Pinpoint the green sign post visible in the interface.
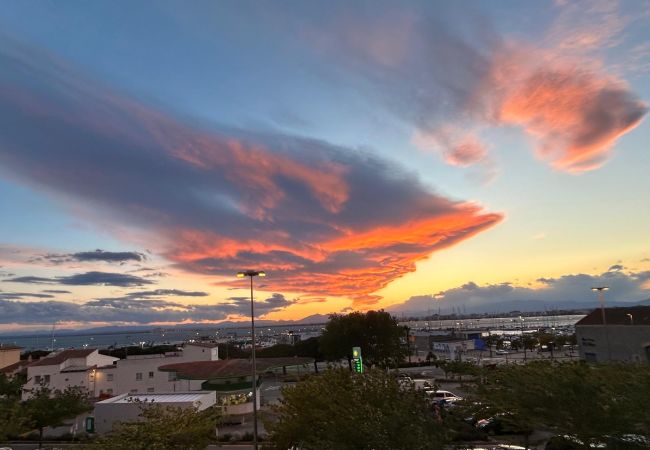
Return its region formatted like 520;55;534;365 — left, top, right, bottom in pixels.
352;346;363;373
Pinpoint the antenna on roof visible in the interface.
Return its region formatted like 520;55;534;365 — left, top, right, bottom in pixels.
50;322;57;352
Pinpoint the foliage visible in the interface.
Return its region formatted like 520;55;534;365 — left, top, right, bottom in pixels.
0;372;25;398
265;368;448;450
0;373;29;441
85;403;219;450
319;310;407;367
22;386;92;446
464;361;650;444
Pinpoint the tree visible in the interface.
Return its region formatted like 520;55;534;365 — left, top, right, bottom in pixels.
266;368;448;450
465;361;650;448
319;310;407;368
0;373;29;442
86;402;219;450
22;386;92;448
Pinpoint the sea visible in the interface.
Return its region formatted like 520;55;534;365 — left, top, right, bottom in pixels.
0;314;585;351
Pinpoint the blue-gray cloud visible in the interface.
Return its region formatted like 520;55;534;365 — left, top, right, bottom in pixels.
0;292;54;300
5;271;153;287
31;249;147;265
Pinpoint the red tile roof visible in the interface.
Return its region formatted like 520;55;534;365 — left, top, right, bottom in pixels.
576;306;650;326
29;348;96;367
0;359;30;374
159;357;313;380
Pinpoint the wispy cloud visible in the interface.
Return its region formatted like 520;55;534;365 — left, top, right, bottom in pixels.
0;37;501;307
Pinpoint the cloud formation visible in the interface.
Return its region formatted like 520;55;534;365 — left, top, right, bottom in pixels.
4;271;153;287
490;52;647;172
389;267;650;314
297;2;646;173
0;37;501;307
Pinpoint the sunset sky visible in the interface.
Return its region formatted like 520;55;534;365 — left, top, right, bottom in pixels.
1;0;650;331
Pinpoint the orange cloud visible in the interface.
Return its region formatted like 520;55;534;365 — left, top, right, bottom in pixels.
172;207;502;308
494;59;647;172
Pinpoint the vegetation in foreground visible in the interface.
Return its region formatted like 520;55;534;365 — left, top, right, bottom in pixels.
265;368;448;450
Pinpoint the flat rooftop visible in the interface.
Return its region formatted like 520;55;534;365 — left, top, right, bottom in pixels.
98;391;214;404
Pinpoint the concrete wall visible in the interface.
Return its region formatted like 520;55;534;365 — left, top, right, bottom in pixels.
183;344;218;361
577;325;650;363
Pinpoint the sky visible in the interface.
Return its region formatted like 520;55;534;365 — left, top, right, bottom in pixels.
1;0;649;331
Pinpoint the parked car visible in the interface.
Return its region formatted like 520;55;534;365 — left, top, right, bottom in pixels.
427;389;463;405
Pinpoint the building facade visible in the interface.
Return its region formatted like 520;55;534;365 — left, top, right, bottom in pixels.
576;306;650;363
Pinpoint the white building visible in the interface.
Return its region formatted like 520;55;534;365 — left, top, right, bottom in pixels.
23;342;220;400
94;391;217;434
23;349;119;400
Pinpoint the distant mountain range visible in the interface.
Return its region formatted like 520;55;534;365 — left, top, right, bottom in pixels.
0;313;332;337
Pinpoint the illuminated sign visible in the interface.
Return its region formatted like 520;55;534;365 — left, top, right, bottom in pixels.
352;346;363;373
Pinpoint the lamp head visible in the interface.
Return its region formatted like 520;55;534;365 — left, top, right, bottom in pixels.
237;270;267;278
591;286;609;292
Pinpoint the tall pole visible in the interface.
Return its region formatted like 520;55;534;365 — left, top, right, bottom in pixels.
591;287;610;361
238;270;265;450
599;290;606;325
249;274;258;450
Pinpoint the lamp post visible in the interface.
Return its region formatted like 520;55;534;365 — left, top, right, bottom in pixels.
591;286;609;324
237;270;266;450
626;313;633;325
591;286;611;361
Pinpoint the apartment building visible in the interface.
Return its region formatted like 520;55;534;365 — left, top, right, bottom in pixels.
23;342;220;399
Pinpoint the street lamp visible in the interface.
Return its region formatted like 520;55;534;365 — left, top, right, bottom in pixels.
626;313;634;325
591;287;609;324
237;270;266;450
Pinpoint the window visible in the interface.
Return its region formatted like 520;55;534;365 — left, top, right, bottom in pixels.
107;374;114;382
168;372;178;382
34;375;42;384
148;371;154;379
130;389;137;394
136;372;143;381
147;387;155;393
44;375;50;384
